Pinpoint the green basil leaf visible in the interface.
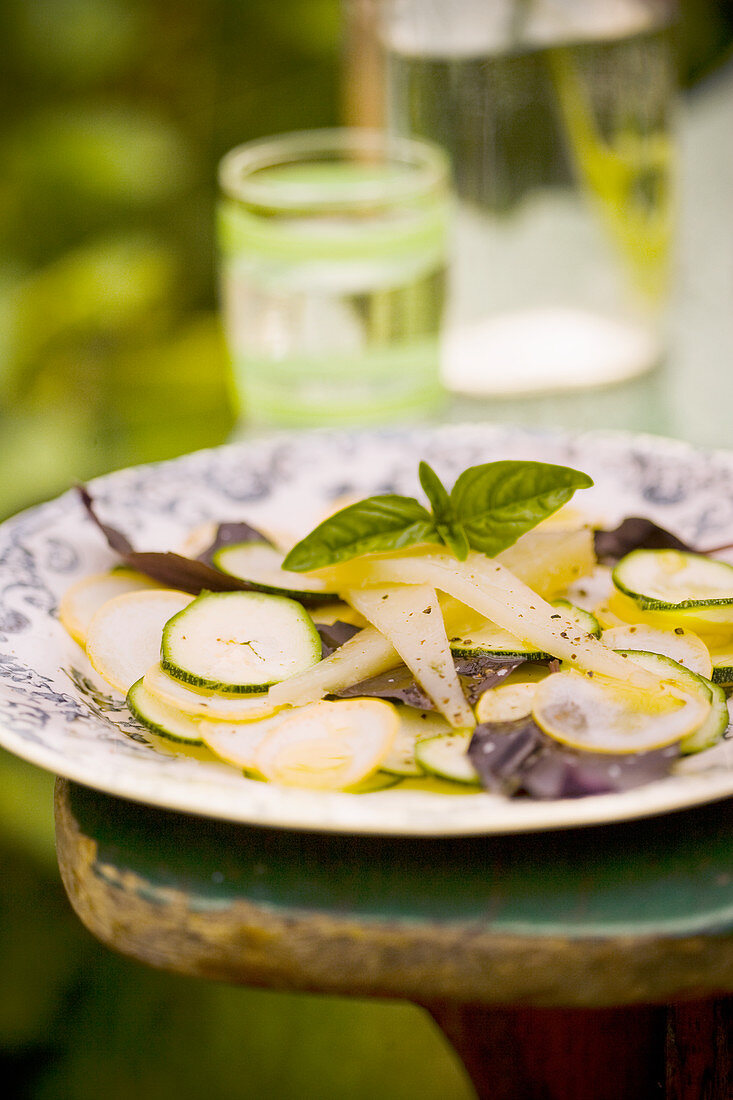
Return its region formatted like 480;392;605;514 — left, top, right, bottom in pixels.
450;460;593;557
436;522;470;561
419;461;470;560
418;461;451;522
282;495;440;572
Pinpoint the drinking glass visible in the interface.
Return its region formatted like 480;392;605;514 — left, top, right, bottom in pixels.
218;128;450;427
368;0;677;396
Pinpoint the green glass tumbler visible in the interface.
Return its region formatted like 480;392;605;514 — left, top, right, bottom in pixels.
218;128;451;428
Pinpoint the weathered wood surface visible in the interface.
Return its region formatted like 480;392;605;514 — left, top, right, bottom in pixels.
55;778;733;1007
55;779;733;1098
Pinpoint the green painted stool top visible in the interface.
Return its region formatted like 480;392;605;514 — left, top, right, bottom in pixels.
55;779;733;1007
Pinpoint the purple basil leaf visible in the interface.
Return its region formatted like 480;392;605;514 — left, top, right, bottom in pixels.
594;517;694;563
335;665;435;710
197;521;271;565
338;654;526;710
468;712;680;800
316;621;362;658
521;742;680;800
78;486;259;595
456;655;527;704
468;718;545;794
77;486;134;554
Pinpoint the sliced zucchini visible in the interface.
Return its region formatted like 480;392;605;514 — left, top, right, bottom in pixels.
550;600;601;637
254;699;399;790
597;589;733;637
475;681;538;724
397;774;481;795
59;568;161;647
212;541;336;602
532;655;711;754
127;678;203;743
620;650;729;756
199;712;293;770
613;550;733;611
161;590;321;693
381;708;453;777
347;771;402;794
710;648;733;685
679;681;728;755
449;623;549;660
414;731;481;785
447;602;598;661
86;589;193;694
143;663;278;721
600;625;713;678
500;662;553;687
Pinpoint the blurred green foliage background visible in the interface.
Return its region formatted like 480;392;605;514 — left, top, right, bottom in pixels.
0;2;475;1097
0;0;345;523
0;1;732;1097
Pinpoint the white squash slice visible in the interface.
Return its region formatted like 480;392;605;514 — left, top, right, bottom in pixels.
254;699;399;790
342;584;474;728
199;712;295;771
59;569;161;646
532;669;711;753
475;681;538;724
86;589;193;694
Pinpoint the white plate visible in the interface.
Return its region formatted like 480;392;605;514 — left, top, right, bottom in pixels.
2;424;733;835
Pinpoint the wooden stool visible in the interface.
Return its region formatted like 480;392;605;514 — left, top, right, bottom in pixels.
55;779;733;1099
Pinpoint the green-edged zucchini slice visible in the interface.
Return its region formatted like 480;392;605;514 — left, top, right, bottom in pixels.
347;771;402;794
710;648;733;685
212;541;337;603
161;590;322;693
449;601;599;660
127;678;203;743
600;624;713;678
613;549;733;611
380;708;453;777
143;662;278;721
414;731;481;786
617;649;727;755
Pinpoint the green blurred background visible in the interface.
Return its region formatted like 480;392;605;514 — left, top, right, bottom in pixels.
0;1;732;1097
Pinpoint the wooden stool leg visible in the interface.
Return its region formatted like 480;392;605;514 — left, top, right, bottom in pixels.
666;998;733;1099
425;1001;667;1100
